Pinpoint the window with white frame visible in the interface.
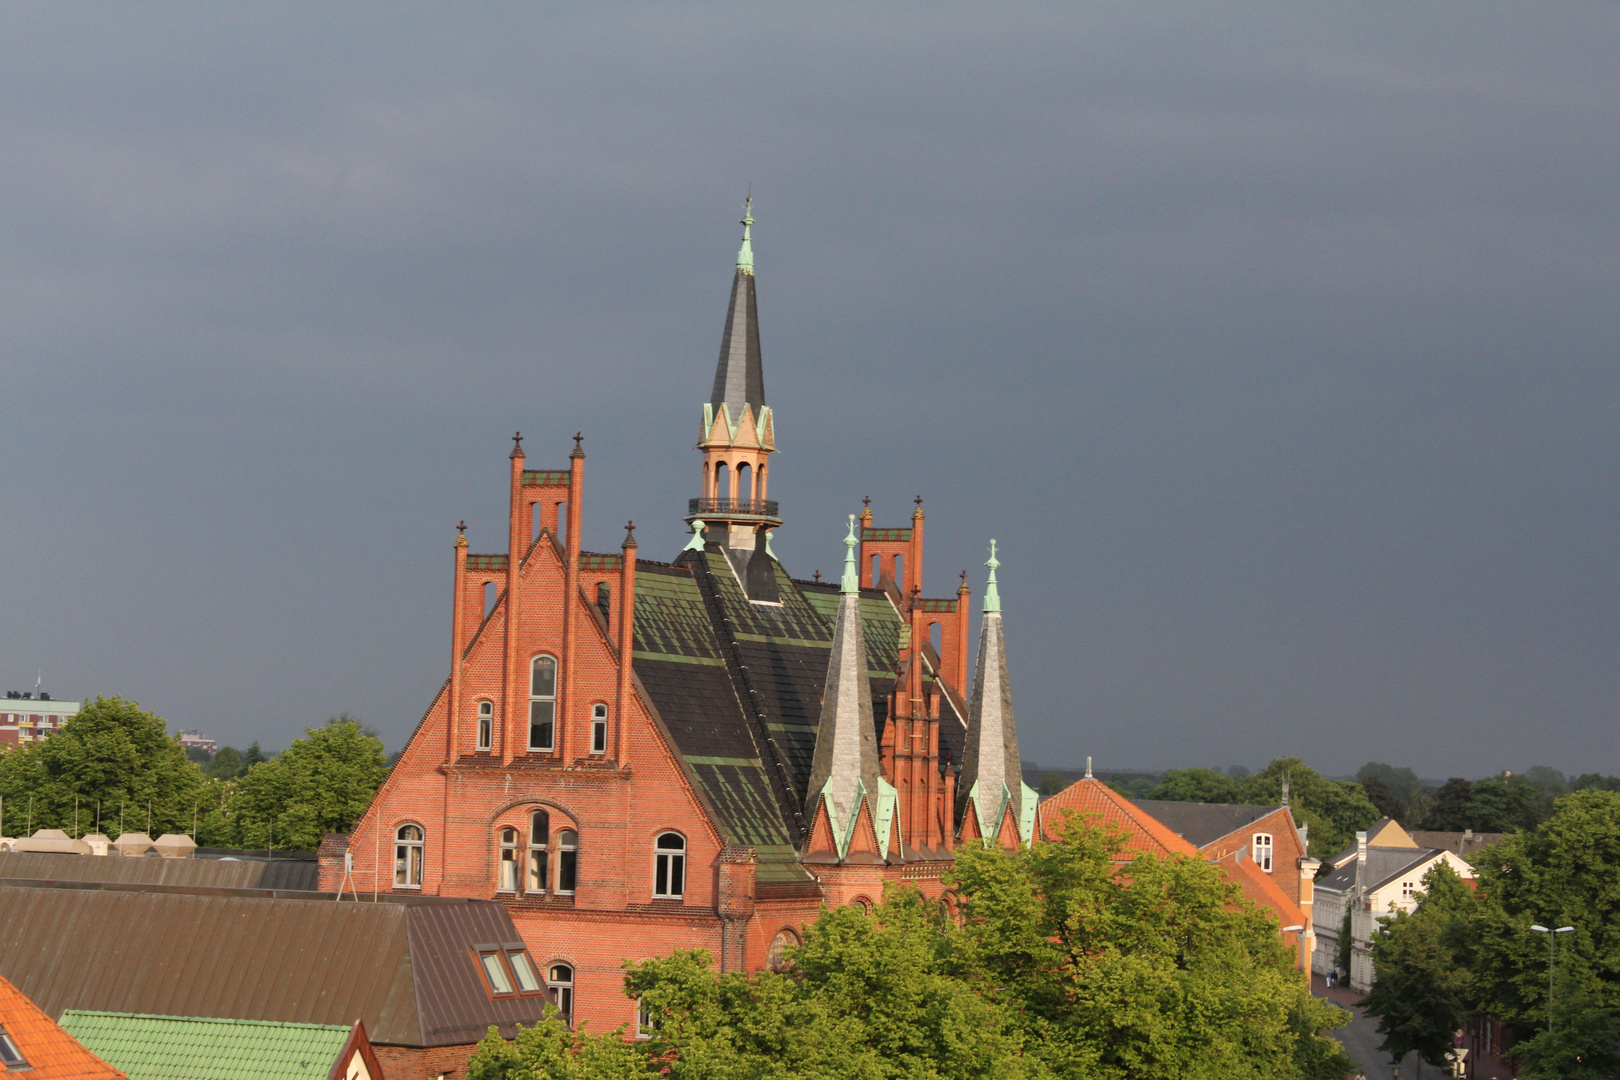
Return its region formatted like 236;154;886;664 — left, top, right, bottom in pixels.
528;809;550;894
498;827;520;892
635;999;657;1039
1401;880;1416;899
556;830;578;894
476;701;493;751
654;832;686;899
548;963;574;1024
529;655;558;751
394;824;424;888
1253;833;1274;872
591;703;608;754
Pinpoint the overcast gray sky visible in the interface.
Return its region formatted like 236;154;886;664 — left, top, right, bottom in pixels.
1;4;1616;779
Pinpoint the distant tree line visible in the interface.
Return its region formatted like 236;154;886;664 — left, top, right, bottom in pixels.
0;696;387;850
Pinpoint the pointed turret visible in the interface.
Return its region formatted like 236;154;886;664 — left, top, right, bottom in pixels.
690;195;780;549
804;517;895;862
959;540;1036;845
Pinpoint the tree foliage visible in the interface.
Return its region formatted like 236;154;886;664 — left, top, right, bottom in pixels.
1358;862;1474;1068
1149;758;1378;860
225;716;386;851
469;813;1353;1080
0;696;218;839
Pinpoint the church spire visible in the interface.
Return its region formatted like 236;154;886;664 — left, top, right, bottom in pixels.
709;194;766;427
691;195;780;549
804;516;889;858
959;541;1034;845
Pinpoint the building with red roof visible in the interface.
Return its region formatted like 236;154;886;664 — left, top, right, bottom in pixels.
0;974;123;1080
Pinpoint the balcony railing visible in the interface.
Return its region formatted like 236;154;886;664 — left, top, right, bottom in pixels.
688;497;780;519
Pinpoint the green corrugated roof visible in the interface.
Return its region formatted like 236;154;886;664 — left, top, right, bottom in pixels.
59;1012;350;1080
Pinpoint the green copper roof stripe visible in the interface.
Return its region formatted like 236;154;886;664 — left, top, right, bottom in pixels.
861;528;912;542
632;650;727;666
683;755;764;767
466;555;508;571
60;1012;351;1080
579;553;623;571
521;469;570;486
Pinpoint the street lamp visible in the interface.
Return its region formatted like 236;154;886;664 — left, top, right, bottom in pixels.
1529;923;1575;1034
1281;924;1305;974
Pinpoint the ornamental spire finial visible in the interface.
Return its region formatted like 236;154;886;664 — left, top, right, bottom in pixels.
983;539;1001;613
737;189;755;276
840;515;860;594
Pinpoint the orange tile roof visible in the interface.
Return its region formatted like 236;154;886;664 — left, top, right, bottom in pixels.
1037;778;1200;859
1220;851;1307;934
0;975;123;1080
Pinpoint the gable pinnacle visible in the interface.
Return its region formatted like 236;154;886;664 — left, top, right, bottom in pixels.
913;495;924;521
571;431;584;460
510;431;524;459
983;539;1001;613
622;520;638;550
840;515;860;594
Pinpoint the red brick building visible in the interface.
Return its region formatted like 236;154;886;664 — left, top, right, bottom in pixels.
321;201;1037;1034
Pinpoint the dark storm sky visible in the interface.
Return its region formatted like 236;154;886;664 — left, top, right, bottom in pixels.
1;4;1616;779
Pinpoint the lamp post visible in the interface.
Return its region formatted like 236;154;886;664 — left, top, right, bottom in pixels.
1281;924;1305;975
1529;923;1575;1034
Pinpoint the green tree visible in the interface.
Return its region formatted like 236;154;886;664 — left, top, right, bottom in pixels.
1572;773;1620;793
1336;908;1353;979
227;716;386;850
1469;790;1620;1044
1356;762;1428;809
1358;862;1475;1069
1359;776;1405;823
203;746;245;780
0;696;220;840
1420;778;1472;830
1147;767;1241;803
242;741;267;768
1038;772;1069;799
1465;777;1542;832
1512;978;1620;1080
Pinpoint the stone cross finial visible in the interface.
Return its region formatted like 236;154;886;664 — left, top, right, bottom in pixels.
510;431;524;458
622;520;638;549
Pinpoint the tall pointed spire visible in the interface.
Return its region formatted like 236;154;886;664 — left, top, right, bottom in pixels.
709;194;766;427
959;541;1034;844
805;518;887;854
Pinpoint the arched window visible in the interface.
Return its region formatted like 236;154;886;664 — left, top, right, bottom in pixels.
394;824;424;888
498;827;520;892
653;832;685;899
547;963;574;1024
528;810;550;894
767;928;798;971
737;462;752;501
1253;833;1274;873
476;701;493;752
556;829;578;895
715;461;731;501
591;703;608;755
529;655;557;752
851;895;873;914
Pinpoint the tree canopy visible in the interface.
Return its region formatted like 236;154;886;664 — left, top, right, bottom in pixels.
1148;757;1378;860
226;716;386;851
468;814;1353;1080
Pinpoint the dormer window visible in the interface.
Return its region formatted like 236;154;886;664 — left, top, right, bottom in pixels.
1253;833;1274;872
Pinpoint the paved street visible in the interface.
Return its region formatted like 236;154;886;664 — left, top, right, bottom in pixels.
1312;976;1510;1080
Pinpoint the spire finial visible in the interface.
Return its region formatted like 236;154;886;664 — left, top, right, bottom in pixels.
1085;756;1094;780
457;520;467;535
622;520;638;550
571;431;584;459
737;190;755;276
983;539;1001;613
510;431;524;459
684;521;707;552
958;569;969;595
913;495;924;520
813;570;821;583
840;515;860;594
455;520;468;549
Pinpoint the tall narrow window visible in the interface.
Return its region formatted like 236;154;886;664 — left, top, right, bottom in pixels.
737;462;752;501
654;832;685;899
591;703;608;755
499;827;520;892
528;809;550;894
395;824;424;888
476;701;493;751
556;829;578;894
1253;833;1274;873
548;964;574;1024
529;655;557;751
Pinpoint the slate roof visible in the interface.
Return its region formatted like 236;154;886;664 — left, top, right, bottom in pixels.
0;974;123;1080
630;546;958;882
1128;800;1283;849
1408;830;1505;858
59;1014;349;1080
1315;847;1443;896
0;884;546;1048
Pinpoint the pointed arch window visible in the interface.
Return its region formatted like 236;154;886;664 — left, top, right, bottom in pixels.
591;703;608;755
394;824;424;888
654;832;685;899
476;701;493;752
498;827;520;892
529;655;557;751
528;809;550;894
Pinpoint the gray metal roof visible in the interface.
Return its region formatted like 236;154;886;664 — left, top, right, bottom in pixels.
0;851;319;891
709;269;766;424
1315;846;1442;896
0;884;546;1047
1128;800;1281;848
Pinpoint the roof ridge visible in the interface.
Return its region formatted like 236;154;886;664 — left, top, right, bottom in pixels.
60;1011;349;1031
